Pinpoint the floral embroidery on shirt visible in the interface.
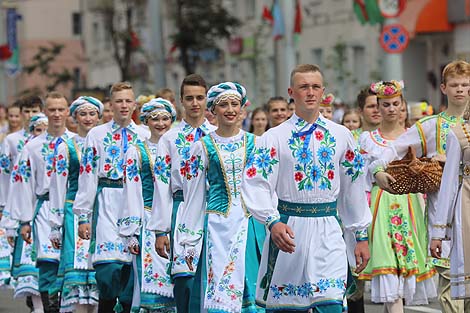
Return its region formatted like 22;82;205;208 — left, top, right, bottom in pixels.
270;278;346;299
16;138;27;154
80;147;99;174
103;133;124;179
177;223;203;236
54;154;68;177
117;216;142;228
288;128;336;191
41;243;60;255
124;158;140;182
0;154;11;174
154;155;171;184
245;147;279;180
41;135;57;177
96;241;127;255
180;155;204;180
341;148;364;182
11;159;31;183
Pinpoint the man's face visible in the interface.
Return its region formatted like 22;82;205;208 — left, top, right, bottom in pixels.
45;98;69;129
7;107;21;129
361;95;381;126
21;106;41;124
181;85;207;120
268;100;288;127
111;89;136;125
288;71;324;118
440;75;470;108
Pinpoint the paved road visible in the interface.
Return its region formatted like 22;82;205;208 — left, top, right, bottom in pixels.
0;288;442;313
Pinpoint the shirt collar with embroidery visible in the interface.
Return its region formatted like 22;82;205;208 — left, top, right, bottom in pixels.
179;119;213;135
439;111;464;124
290;113;327;133
111;120;138;133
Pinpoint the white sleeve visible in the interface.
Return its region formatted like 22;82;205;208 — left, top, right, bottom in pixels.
72;134;99;224
49;142;69;230
432;131;460;240
119;144;144;238
147;136;173;233
241;132;280;229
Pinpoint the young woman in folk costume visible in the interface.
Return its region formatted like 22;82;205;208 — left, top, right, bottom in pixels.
176;82;265;312
358;81;436;313
48;96;103;312
119;98;176;312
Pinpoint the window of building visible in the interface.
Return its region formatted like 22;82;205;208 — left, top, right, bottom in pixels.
352;45;366;85
72;12;82;35
73;67;81;88
312;48;323;69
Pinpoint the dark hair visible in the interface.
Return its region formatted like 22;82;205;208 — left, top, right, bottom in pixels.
249;107;269;133
7;99;22;112
180;74;207;97
356;87;375;110
266;96;288;112
21;95;44;111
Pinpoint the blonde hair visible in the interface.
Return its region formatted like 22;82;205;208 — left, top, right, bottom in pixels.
442;60;470;85
290;64;323;86
110;82;133;96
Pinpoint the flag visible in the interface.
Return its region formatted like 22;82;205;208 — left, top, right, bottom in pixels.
294;0;302;34
262;5;274;24
353;0;384;25
272;0;285;40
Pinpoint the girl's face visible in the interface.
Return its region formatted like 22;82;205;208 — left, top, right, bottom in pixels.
319;106;333;120
147;114;172;138
378;95;402;123
33;123;47;137
75;107;100;133
252;111;268;132
7;107;21;130
213;98;241;128
342;113;361;131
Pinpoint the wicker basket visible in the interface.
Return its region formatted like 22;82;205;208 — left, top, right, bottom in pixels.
385;146;442;194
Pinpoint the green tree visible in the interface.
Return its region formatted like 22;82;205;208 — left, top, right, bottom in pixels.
91;0;147;81
22;42;74;93
171;0;240;74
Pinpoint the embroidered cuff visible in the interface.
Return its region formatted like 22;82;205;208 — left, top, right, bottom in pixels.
20;221;30;227
431;224;449;239
155;232;169;238
373;166;385;176
78;214;90;225
127;236;139;249
266;214;281;231
355;229;368;242
49;227;62;243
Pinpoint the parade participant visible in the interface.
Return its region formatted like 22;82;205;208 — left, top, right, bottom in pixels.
147;74;216;313
120;98;176;312
241;64;371;312
48;96;103;312
0;100;23;142
318;93;334;120
176;82;265;312
288;98;295;118
0;97;43;312
249;107;269;136
10;92;74;313
266;97;288;128
73;82;149;313
358;81;436;312
355;87;381;134
29;113;48;137
341;109;362;133
430;108;470;310
102;97;114;124
375;60;470;313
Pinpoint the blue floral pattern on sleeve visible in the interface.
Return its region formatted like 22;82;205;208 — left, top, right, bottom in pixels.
340;148;364;182
245;146;279;180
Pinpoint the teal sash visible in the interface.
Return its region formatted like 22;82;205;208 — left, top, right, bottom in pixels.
136;141;154;208
89;178;123;253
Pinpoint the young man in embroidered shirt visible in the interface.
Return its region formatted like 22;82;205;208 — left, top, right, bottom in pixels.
241;64;371;312
10;92;74;313
73;82;149;313
146;74;216;312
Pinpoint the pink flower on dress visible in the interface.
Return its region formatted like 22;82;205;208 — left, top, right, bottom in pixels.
391;215;402;226
246;167;257;178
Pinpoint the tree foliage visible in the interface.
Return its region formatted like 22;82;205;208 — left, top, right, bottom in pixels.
91;0;147;81
170;0;240;74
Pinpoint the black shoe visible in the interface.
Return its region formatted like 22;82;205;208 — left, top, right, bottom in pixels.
347;297;365;313
98;299;116;313
121;303;131;313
